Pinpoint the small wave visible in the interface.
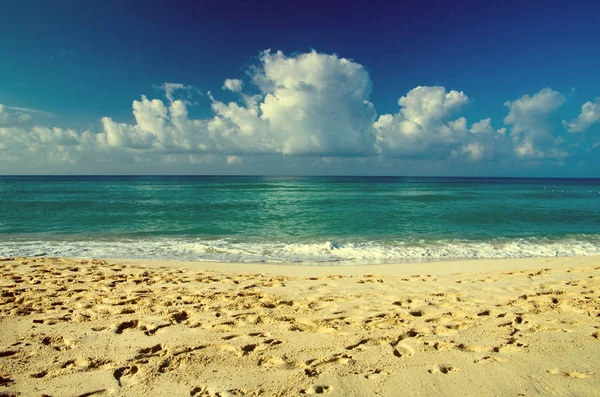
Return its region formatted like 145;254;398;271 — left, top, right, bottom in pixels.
1;235;599;263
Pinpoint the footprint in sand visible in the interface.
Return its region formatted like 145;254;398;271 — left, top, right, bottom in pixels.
391;342;415;358
135;344;163;359
74;389;111;397
241;344;259;354
257;355;290;369
263;338;283;347
61;357;112;372
547;369;589;378
409;309;424;317
346;338;370;350
91;326;108;332
474;356;505;364
141;322;172;336
168;310;190;324
492;338;528;352
430;341;456;351
158;356;188;374
113;365;139;387
30;370;48;378
39;334;74;351
365;368;391;380
114;320;139;334
301;385;332;394
0;350;17;358
429;364;460;374
307;353;352;368
190;386;263;397
190;385;210;396
0;374;14;386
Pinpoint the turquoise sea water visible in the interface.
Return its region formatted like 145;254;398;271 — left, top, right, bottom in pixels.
1;176;599;263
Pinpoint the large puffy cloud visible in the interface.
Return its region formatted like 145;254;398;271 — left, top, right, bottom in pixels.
503;88;567;160
96;50;378;158
563;98;600;133
255;50;377;156
0;104;96;167
395;86;468;127
374;86;506;161
0;50;596;173
373;87;575;163
503;88;565;136
454;118;508;161
0;120;94;165
374;86;469;158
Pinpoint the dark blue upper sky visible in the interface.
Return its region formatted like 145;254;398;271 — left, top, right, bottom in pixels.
1;0;600;175
2;0;598;121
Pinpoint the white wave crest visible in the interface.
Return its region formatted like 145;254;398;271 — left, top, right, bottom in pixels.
1;236;599;263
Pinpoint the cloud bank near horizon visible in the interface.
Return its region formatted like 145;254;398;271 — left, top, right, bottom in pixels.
1;50;599;174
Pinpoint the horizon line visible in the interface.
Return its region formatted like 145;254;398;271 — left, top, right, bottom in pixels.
1;175;599;180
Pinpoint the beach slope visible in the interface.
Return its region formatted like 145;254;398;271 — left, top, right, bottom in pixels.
1;256;599;396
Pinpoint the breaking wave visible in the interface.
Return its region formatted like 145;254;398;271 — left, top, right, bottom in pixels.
1;235;599;264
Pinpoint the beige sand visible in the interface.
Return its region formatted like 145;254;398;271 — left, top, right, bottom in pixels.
1;256;599;396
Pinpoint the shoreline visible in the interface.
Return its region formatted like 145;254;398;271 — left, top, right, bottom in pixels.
102;254;600;276
3;233;599;265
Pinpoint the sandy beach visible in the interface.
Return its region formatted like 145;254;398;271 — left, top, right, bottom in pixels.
1;256;599;396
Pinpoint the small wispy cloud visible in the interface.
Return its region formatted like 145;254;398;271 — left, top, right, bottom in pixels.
6;106;54;117
153;82;202;104
222;78;243;92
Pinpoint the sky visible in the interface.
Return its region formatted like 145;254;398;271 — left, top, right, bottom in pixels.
1;0;599;176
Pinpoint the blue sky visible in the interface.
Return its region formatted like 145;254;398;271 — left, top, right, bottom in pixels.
1;0;599;176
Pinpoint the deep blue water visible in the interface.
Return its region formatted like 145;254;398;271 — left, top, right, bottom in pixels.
1;176;599;263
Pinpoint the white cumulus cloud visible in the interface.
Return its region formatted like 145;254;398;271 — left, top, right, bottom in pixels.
503;88;567;159
0;51;593;174
92;50;379;159
253;50;377;156
563;98;600;133
374;86;474;158
222;79;243;92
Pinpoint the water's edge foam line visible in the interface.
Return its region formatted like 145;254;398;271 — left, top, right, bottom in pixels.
1;236;598;263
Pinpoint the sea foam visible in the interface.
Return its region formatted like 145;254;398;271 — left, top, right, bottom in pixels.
1;235;599;263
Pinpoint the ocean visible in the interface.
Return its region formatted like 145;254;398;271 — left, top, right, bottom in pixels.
1;176;599;263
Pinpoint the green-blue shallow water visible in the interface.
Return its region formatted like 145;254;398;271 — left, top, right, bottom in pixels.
1;176;599;263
